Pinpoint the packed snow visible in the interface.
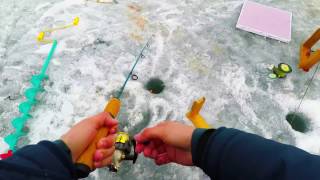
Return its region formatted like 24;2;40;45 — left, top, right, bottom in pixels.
0;0;320;179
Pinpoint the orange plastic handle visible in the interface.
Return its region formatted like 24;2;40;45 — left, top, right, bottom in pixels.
76;128;109;170
74;98;121;178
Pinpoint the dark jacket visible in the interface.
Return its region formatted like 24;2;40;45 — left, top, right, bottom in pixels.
192;128;320;180
1;128;320;179
0;141;76;180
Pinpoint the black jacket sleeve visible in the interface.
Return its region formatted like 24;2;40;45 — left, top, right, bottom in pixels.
0;141;76;180
192;127;320;180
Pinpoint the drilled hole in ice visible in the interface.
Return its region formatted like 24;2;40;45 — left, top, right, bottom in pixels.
144;78;165;94
286;112;310;133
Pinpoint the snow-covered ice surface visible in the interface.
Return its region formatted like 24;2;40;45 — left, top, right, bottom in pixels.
1;0;320;179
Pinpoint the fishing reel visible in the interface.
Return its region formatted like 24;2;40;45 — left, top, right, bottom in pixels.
109;132;138;172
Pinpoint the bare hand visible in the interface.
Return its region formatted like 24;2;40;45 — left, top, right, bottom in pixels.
61;112;118;168
135;121;195;166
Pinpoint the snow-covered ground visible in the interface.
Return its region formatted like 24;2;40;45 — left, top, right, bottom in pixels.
0;0;320;179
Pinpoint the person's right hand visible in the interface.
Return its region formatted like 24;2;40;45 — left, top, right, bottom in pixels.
135;121;195;166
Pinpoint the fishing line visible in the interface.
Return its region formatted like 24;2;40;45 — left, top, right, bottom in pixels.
291;63;320;123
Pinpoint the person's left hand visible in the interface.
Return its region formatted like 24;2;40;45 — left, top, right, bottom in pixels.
61;112;118;168
135;121;194;166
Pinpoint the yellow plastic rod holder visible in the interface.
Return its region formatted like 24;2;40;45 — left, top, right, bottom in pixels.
74;98;121;178
186;97;211;128
299;28;320;72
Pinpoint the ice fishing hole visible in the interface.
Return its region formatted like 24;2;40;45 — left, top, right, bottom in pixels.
145;78;165;94
286;112;310;133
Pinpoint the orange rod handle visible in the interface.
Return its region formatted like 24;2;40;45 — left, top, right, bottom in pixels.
74;98;121;178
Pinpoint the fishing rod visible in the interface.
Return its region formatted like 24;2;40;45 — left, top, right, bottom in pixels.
117;37;152;99
74;36;153;178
